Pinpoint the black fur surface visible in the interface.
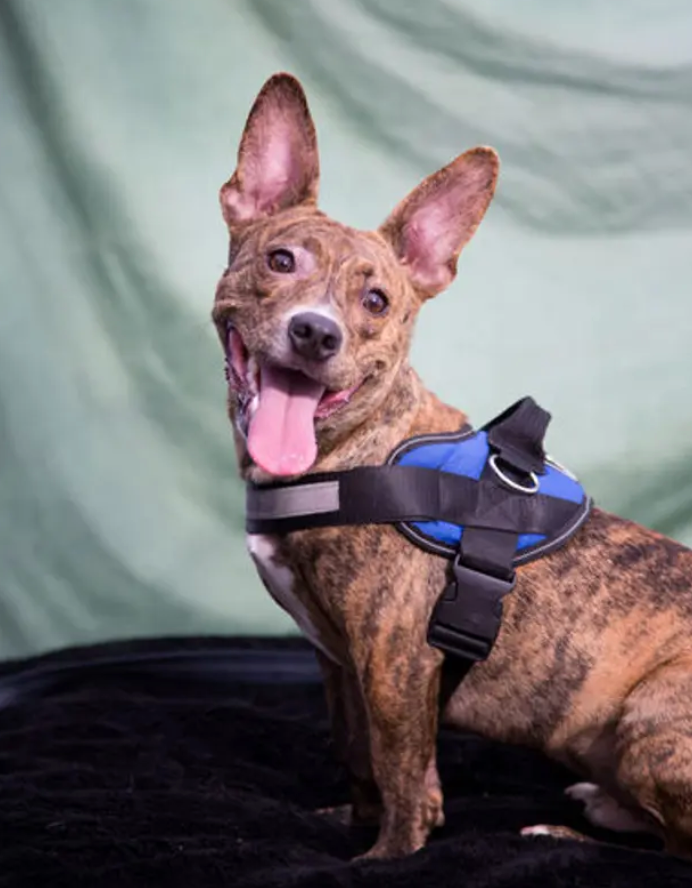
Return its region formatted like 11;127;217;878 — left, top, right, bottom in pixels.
1;636;690;887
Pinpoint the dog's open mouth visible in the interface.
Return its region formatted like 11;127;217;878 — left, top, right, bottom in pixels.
225;324;360;477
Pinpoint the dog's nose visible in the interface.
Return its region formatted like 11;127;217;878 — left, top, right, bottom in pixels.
288;312;343;362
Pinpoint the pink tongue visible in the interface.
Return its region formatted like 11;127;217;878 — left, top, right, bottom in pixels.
247;364;326;476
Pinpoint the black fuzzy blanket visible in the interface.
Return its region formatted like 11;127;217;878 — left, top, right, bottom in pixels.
1;636;691;887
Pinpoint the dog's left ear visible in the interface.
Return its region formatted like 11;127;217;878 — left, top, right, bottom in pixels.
379;147;499;299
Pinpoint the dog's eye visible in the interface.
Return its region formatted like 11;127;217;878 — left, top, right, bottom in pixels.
267;249;296;274
362;288;389;316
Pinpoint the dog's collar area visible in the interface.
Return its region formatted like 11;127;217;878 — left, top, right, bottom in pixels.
244;397;592;671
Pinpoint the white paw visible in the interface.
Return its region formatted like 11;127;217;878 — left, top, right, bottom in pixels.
521;825;552;837
565;782;601;804
565;782;652;834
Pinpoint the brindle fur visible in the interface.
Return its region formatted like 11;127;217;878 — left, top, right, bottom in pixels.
211;73;692;860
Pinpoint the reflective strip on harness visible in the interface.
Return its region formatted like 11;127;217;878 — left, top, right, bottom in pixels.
248;480;340;521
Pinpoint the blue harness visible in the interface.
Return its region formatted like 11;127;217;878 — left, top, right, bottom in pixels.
246;397;592;669
389;426;588;564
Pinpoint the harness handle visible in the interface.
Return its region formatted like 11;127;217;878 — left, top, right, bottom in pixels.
483;397;551;476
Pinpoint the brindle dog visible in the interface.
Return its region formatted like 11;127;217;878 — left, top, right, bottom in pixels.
211;73;692;861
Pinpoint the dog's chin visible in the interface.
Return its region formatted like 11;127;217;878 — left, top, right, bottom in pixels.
224;324;363;477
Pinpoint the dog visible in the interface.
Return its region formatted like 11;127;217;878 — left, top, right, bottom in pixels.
211;73;692;861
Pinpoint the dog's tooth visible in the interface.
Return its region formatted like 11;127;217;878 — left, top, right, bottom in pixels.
246;355;259;393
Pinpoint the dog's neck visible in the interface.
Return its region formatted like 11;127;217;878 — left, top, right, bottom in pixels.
241;366;467;483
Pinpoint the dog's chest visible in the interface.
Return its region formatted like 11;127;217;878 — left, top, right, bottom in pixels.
246;534;340;663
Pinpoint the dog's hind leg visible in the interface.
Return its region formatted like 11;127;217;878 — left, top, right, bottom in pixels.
565;782;657;833
616;657;692;860
521;783;657;846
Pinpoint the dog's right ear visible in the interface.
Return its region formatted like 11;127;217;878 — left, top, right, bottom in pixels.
220;73;320;227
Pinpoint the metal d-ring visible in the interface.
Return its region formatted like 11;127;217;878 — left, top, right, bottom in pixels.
488;454;539;494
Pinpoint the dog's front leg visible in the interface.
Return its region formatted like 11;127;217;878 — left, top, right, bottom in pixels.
354;639;444;859
316;652;382;826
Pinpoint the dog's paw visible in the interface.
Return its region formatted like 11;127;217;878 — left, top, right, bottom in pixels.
565;782;654;835
422;788;445;831
565;782;601;803
352;836;425;862
521;824;593;843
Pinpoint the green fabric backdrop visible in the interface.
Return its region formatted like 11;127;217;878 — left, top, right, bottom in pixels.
1;0;691;658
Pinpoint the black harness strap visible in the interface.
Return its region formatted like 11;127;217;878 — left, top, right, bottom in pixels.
429;456;520;691
484;396;550;475
433;523;520;711
247;465;578;536
434;399;558;706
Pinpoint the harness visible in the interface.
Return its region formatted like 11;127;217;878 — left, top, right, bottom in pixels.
246;397;592;673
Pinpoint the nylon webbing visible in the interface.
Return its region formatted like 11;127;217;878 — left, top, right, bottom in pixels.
246;465;578;535
484;396;551;475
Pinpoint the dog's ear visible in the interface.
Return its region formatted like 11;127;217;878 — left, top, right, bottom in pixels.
379;147;499;299
220;73;319;227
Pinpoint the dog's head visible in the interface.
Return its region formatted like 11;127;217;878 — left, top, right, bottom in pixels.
212;73;498;479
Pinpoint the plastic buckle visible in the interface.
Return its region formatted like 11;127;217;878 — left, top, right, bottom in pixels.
427;557;516;662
